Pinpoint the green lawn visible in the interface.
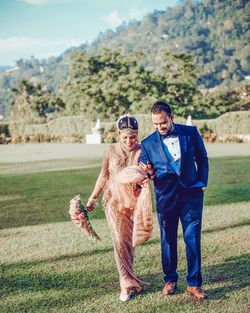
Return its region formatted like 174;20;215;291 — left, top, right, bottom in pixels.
0;202;249;313
206;156;250;205
0;156;250;229
0;155;250;313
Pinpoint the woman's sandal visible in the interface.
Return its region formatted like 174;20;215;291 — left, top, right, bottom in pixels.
119;286;144;301
119;292;132;302
119;287;133;302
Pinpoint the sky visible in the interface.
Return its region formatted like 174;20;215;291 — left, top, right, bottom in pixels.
0;0;179;66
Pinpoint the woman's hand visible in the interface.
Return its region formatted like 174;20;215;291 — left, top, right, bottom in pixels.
86;198;97;212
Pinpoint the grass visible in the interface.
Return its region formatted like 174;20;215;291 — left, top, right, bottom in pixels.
205;156;250;205
0;156;250;229
0;154;250;312
0;202;249;313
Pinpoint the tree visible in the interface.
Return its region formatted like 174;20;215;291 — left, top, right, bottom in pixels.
10;80;65;121
61;49;167;120
159;50;199;116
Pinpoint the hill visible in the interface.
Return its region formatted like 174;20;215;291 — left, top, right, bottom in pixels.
88;0;249;90
0;0;249;118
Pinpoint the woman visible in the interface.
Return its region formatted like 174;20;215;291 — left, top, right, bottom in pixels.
86;114;153;301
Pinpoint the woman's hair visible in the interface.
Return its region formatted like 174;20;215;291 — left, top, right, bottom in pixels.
117;114;138;132
151;101;172;117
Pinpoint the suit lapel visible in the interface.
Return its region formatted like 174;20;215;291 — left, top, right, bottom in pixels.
151;127;187;173
175;125;186;173
153;131;168;163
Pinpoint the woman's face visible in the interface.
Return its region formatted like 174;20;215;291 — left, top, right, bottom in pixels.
119;131;138;151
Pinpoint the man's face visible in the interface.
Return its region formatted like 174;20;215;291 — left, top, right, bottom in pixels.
152;111;174;136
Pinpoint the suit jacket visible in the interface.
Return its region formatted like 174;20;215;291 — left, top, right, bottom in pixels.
140;123;209;213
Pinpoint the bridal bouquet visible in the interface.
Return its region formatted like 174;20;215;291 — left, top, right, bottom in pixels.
69;194;100;241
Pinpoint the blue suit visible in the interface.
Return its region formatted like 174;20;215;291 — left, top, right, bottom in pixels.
140;123;209;286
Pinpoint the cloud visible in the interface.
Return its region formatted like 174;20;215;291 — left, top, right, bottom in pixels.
103;6;149;29
128;7;149;20
103;10;123;27
0;37;83;65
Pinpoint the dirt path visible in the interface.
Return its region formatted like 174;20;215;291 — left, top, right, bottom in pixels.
0;143;108;174
0;143;108;163
0;143;250;174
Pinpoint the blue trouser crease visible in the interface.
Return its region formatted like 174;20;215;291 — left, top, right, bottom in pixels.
157;188;203;286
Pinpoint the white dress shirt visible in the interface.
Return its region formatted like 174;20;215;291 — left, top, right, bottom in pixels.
162;126;181;176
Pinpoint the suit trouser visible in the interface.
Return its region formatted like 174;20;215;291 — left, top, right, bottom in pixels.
157;188;204;286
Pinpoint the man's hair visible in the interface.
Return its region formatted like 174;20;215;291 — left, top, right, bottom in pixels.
151;101;172;116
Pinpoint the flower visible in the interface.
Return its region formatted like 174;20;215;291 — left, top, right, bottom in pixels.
69;194;100;241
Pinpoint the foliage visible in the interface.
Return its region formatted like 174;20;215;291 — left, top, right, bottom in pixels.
10;80;65;122
194;110;250;136
89;0;249;90
0;0;250;118
7;110;250;141
0;0;249;119
0;122;10;136
62;49;240;120
61;49;168;119
197;122;212;137
158;50;200;115
191;88;245;119
0;54;71;118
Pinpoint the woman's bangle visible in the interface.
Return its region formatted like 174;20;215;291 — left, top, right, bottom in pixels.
88;197;97;205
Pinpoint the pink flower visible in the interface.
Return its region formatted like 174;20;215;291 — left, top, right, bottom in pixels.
69;195;100;241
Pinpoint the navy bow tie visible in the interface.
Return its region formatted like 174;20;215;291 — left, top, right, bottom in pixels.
161;128;178;139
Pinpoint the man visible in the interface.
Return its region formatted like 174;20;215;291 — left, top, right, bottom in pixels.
140;101;209;299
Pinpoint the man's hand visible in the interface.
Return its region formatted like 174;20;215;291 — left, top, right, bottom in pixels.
139;161;156;179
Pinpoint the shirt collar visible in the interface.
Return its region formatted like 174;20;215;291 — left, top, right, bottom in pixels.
161;124;178;139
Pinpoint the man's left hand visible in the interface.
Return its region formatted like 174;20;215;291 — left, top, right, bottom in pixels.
139;161;156;179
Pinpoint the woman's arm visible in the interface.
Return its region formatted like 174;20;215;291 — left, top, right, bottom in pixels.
86;148;110;211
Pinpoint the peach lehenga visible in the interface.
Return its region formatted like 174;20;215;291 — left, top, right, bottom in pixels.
90;143;153;290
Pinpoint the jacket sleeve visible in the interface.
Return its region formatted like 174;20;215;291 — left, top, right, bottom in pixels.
139;141;151;164
194;127;209;186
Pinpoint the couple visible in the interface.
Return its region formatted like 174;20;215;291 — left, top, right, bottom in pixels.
86;101;209;302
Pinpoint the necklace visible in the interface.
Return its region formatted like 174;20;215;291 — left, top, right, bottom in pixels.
119;142;137;167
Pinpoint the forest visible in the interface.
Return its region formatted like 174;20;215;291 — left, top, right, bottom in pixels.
0;0;249;121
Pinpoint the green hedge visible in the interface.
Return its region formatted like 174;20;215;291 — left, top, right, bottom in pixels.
0;121;10;136
193;111;250;135
7;111;250;142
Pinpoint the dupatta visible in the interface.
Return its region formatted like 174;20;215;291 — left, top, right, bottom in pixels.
113;166;153;247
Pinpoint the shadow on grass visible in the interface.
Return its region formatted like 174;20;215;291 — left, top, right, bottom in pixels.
140;254;250;302
1;246;114;271
202;218;250;234
2;253;249;312
202;253;250;300
143;218;250;247
0;249;119;311
1;218;249;312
